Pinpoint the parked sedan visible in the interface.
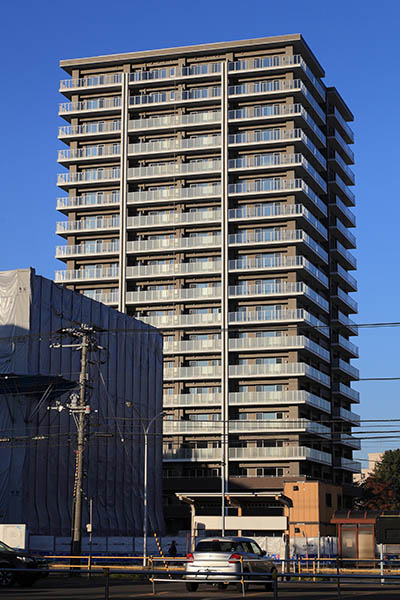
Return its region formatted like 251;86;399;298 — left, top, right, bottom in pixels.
0;541;48;587
184;536;277;591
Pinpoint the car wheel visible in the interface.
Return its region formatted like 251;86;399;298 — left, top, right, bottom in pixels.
185;582;199;591
264;568;277;591
0;566;15;587
217;582;228;590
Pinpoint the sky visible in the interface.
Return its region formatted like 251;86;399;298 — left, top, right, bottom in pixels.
1;0;399;464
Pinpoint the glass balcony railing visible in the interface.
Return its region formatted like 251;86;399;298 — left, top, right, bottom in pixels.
334;264;357;291
229;202;327;239
163;393;222;407
228;334;330;360
228;309;329;337
228;79;325;123
329;107;355;143
340;457;361;472
128;135;221;156
330;151;355;185
229;128;326;170
60;73;122;91
334;241;357;269
128;184;221;205
126;260;222;279
128;234;221;254
129;87;221;106
127;209;221;229
333;382;360;403
56;217;119;234
128;160;221;179
130;62;221;82
229;254;329;288
58;145;121;162
228;177;327;217
57;168;120;186
228;390;331;412
334;335;359;358
332;358;359;380
57;193;120;210
164;337;222;354
229;418;330;436
83;291;119;305
59;97;122;114
228;103;325;145
128;286;221;305
336;407;360;424
55;241;119;258
335;287;358;313
333;218;357;248
139;312;221;330
228;282;329;312
54;267;119;282
328;129;355;164
229;362;330;386
129;111;221;131
164;365;222;379
229;446;332;464
59;121;121;138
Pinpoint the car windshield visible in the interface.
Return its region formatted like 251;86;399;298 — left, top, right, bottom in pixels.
0;541;14;552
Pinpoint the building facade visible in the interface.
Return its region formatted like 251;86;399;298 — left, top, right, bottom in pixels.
56;34;360;532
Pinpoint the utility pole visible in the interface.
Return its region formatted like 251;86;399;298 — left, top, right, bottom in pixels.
50;324;102;561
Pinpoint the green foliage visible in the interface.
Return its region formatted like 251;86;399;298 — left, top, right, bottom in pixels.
355;449;400;511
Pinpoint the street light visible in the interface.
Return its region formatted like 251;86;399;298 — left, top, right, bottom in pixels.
142;410;166;567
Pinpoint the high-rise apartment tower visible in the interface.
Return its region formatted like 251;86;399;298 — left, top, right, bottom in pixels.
56;35;360;532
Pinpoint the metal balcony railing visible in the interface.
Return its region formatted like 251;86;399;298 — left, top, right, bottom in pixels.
228;390;331;412
138;312;221;329
127;184;221;205
59;97;122;114
128;111;221;131
228;362;330;386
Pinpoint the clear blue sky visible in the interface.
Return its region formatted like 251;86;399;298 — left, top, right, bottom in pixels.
1;0;399;462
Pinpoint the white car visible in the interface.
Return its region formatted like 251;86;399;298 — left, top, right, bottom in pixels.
184;536;277;591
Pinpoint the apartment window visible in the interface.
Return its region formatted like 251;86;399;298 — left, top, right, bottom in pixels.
255;384;283;392
256;467;284;477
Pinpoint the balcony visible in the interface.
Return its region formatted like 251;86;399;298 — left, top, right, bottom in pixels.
337;433;361;450
59;73;122;94
55;241;119;259
129;62;221;85
329;151;355;186
163;393;222;408
228;177;327;218
228;335;330;361
228;362;330;387
228;202;327;240
328;129;354;164
228;229;328;263
330;219;357;250
228;153;327;193
331;263;357;293
228;103;325;146
229;128;326;171
340;457;361;472
332;287;358;314
228;282;329;312
128;184;221;206
129;87;221;109
332;335;359;358
128;159;221;181
83;291;118;305
228;79;325;125
163;418;330;436
58;121;121;141
128;286;221;305
328;107;355;144
330;174;356;207
164;365;221;380
59;97;122;119
331;241;357;270
334;406;360;425
126;260;221;280
163;445;332;464
228;309;329;337
332;382;360;403
228;390;331;412
57;192;120;213
138;312;221;330
128;111;221;133
127;208;221;229
163;421;222;435
229;255;329;288
229;446;332;465
128;135;221;157
228;55;325;100
57;145;121;164
164;337;222;354
57;168;120;189
127;234;221;254
54;266;119;283
56;217;119;235
334;311;358;336
332;358;359;380
330;196;356;228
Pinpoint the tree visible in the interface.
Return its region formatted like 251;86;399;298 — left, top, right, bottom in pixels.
354;449;400;511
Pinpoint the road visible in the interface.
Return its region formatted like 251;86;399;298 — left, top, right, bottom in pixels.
2;577;400;599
